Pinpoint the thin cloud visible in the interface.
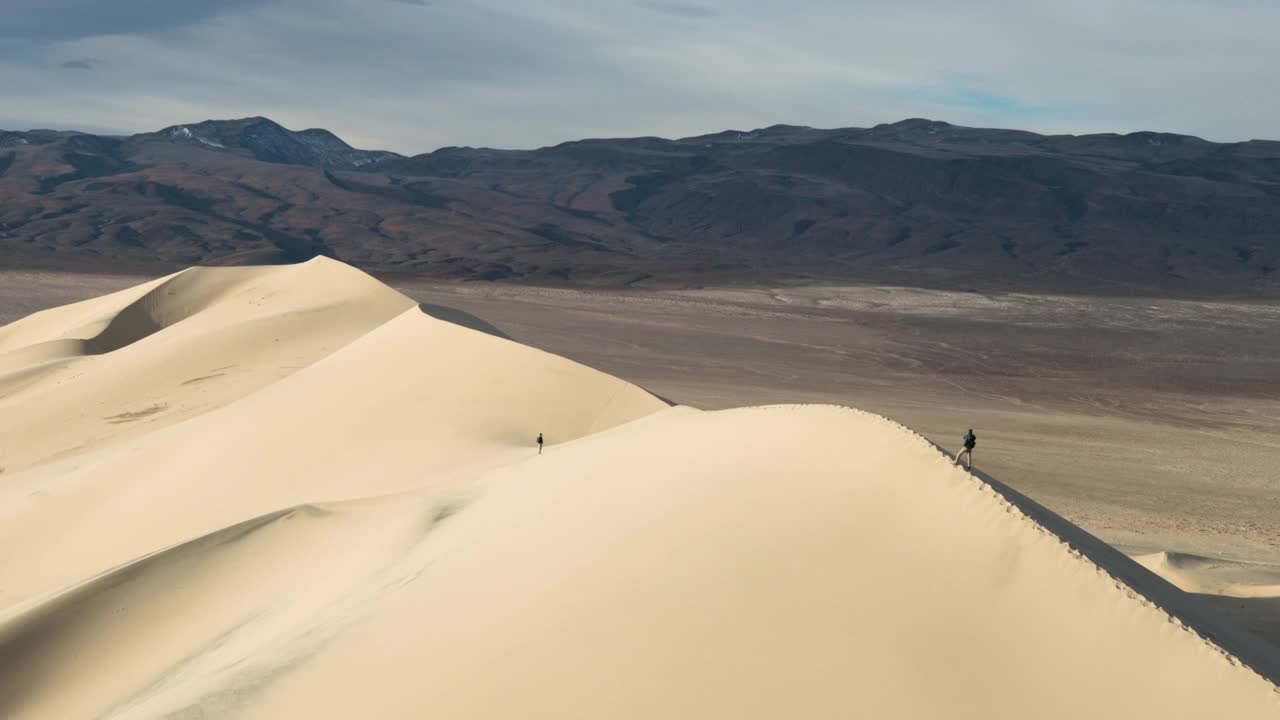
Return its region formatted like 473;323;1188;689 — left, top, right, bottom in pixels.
61;58;104;70
0;0;272;45
636;1;718;18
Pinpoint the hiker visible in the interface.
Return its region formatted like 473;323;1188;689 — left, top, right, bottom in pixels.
954;428;976;469
537;432;544;455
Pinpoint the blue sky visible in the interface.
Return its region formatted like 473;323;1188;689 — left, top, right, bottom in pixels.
0;0;1276;153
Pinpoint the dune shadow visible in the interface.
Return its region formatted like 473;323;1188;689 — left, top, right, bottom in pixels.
639;386;678;407
417;303;512;340
1190;593;1280;651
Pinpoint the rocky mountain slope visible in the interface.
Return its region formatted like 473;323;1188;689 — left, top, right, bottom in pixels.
2;117;1278;294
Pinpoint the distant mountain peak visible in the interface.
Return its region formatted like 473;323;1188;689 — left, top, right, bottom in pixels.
143;117;400;169
889;118;953;127
159;116;281;133
1118;130;1208;146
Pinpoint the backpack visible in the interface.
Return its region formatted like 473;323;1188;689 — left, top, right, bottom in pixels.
964;432;976;449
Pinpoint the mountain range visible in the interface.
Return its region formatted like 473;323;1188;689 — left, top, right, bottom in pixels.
2;116;1278;295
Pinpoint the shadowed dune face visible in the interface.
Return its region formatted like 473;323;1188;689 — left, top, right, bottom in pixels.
0;259;1277;719
1195;596;1280;650
416;302;512;340
81;267;278;354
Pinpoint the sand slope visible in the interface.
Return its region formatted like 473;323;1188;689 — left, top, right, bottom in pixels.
0;259;1277;719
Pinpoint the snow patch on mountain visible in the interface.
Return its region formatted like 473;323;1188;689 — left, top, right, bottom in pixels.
167;125;227;150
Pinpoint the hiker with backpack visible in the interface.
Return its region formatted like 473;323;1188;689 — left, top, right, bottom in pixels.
954;428;976;469
536;432;544;455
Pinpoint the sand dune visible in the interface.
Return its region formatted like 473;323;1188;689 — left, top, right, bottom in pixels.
1135;551;1280;599
0;258;1277;719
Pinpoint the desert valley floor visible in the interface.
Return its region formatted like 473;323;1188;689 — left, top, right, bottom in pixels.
1;262;1278;718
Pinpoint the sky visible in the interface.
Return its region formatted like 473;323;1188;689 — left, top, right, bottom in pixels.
1;0;1277;154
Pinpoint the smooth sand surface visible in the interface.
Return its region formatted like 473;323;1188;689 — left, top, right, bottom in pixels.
1;259;1278;718
377;277;1280;645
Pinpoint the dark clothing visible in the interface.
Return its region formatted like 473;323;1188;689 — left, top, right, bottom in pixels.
955;430;976;469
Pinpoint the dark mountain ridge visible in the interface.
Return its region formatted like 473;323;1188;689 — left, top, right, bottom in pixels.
1;117;1278;295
